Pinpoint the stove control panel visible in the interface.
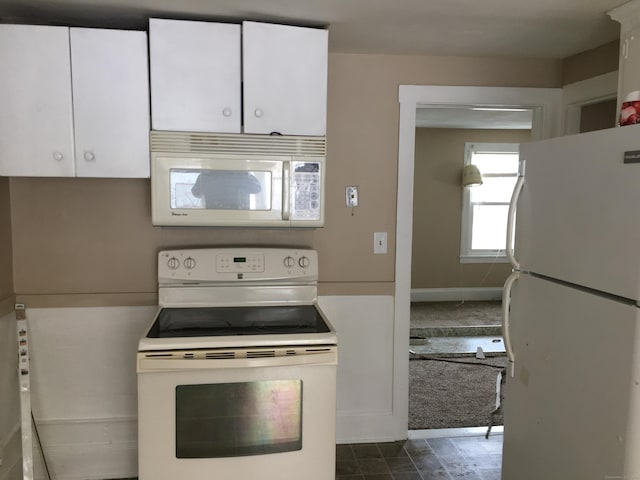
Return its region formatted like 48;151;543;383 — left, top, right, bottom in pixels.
216;254;265;273
158;248;318;283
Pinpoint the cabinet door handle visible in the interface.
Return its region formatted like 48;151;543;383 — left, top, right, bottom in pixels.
222;107;232;117
254;108;264;118
83;151;95;162
53;151;64;162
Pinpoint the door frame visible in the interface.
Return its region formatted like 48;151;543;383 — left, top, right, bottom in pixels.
562;71;618;134
393;85;562;437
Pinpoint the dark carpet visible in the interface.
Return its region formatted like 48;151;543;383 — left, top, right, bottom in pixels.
409;355;508;430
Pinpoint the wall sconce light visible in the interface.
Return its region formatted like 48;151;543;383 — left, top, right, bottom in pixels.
462;164;483;187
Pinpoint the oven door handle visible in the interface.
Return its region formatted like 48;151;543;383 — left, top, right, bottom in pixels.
139;351;336;371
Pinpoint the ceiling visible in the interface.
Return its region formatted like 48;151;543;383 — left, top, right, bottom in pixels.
0;0;629;59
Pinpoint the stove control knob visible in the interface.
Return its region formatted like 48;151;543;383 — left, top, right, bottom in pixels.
298;256;310;268
283;256;295;268
167;257;180;270
184;257;196;270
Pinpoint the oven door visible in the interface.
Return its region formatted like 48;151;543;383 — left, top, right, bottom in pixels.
137;346;337;480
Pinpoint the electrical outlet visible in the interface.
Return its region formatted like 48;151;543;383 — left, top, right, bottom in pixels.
374;232;387;254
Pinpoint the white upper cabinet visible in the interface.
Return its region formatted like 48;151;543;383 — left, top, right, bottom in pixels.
71;28;150;178
149;18;241;133
242;22;328;136
0;24;150;178
0;25;75;176
149;19;328;136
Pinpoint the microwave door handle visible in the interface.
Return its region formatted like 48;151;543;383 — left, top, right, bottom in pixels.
282;161;291;221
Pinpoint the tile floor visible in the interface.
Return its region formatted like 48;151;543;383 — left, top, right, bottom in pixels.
336;434;503;480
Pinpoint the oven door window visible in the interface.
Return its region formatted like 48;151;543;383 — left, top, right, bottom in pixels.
170;169;272;211
176;380;302;458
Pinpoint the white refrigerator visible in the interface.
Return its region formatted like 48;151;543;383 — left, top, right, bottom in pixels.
502;124;640;479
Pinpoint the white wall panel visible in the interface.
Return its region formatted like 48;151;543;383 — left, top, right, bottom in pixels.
318;295;396;442
24;307;154;479
11;299;395;477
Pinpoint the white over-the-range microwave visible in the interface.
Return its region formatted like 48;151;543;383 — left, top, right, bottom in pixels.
150;131;326;227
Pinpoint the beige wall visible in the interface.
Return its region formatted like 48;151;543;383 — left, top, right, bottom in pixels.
8;53;563;306
562;40;619;86
411;128;531;289
0;177;13;314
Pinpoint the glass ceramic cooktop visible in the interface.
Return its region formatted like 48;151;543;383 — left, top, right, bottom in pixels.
146;305;330;338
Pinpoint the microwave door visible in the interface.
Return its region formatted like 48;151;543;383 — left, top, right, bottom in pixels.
191;170;268;211
152;154;288;227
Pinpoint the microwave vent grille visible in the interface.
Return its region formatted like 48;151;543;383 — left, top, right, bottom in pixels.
151;131;326;157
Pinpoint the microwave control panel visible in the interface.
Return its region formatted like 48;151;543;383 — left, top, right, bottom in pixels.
291;161;322;221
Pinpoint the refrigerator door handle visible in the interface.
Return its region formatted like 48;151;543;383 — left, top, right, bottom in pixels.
502;270;519;377
506;160;525;270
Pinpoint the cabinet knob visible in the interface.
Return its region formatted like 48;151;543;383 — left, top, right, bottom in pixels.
254;108;264;118
53;151;64;162
84;151;95;162
222;107;232;117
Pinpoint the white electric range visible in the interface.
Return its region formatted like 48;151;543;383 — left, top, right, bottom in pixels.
137;247;337;480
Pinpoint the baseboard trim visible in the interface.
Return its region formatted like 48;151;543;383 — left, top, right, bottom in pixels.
408;426;503;439
411;287;502;302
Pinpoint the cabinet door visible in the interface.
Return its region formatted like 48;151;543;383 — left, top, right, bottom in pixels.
0;25;74;176
70;28;150;178
243;22;328;136
149;19;241;133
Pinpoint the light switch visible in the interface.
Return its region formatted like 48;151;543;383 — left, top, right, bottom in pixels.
374;232;387;254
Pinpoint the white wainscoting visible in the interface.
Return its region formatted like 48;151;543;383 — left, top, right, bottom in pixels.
318;295;397;443
411;287;503;302
4;298;396;478
23;306;154;480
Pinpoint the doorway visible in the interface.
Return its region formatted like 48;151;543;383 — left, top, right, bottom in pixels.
393;85;562;438
408;106;532;431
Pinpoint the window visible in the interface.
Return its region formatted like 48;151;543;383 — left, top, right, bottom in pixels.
460;142;520;262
